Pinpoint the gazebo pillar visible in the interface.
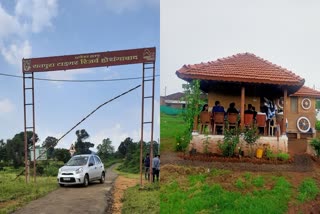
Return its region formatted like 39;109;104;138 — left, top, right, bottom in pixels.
282;88;287;135
240;86;245;128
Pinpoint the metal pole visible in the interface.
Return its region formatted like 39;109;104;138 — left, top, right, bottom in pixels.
140;64;145;187
23;72;28;183
32;72;36;182
149;61;155;182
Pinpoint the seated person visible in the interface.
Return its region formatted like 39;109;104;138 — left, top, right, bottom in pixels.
227;102;239;114
212;101;225;114
201;104;209;112
212;101;225;134
244;104;254;114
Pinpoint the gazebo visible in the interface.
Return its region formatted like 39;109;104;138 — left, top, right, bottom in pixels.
176;53;320;154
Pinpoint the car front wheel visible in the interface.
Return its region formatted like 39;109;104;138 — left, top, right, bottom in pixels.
83;174;89;187
100;172;105;184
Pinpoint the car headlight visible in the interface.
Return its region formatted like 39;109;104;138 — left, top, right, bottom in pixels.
58;168;62;173
75;167;83;174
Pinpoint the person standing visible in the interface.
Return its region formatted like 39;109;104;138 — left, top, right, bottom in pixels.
144;153;150;180
152;155;160;182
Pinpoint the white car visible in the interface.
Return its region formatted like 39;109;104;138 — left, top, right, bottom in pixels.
57;154;105;187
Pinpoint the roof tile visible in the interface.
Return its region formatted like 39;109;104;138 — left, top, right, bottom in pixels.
176;53;305;86
291;86;320;98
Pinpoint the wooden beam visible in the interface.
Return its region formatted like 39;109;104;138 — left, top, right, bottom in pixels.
282;87;287;135
240;86;245;128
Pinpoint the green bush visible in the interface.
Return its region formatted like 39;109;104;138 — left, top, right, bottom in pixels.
316;120;320;131
277;153;290;161
266;148;276;160
297;178;319;202
175;130;191;152
310;138;320;157
44;165;59;177
218;128;240;157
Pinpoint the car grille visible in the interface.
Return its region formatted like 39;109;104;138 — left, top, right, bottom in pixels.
62;173;73;175
60;177;76;183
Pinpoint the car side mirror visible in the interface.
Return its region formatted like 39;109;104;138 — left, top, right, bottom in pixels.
88;163;94;167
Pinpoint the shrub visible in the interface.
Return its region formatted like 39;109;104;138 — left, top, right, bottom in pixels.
316;120;320;131
310;138;320;157
277;153;290;161
175;131;191;152
243;126;260;157
297;178;319;202
218;128;240;157
266;148;276;160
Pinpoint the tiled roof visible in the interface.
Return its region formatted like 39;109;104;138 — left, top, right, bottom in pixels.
291;86;320;98
163;92;185;100
163;92;207;100
176;53;305;86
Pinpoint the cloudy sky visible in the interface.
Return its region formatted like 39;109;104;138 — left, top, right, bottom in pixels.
161;0;320;96
0;0;159;151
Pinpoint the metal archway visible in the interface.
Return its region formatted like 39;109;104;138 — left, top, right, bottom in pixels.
22;47;156;185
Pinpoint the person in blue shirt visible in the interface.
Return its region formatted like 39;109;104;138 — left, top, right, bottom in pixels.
152;155;160;182
212;100;225;113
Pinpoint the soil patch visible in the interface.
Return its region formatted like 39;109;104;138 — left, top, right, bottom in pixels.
162;152;315;172
112;176;139;214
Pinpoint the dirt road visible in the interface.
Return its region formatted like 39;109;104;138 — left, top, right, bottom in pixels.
13;164;118;214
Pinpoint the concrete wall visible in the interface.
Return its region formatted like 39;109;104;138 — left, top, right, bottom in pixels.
189;134;288;156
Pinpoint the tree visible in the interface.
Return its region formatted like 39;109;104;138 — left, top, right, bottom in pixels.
42;136;58;159
97;138;114;160
117;137;134;158
6;131;39;168
0;139;8;162
53;148;71;163
176;80;203;151
74;129;94;154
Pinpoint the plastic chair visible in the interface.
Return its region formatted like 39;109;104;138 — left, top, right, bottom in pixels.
227;113;238;130
199;111;212;134
256;114;267;135
213;112;225;135
244;113;254;128
268;117;277;136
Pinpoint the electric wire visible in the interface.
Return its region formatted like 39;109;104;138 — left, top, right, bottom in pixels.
14;84;141;180
0;72;159;82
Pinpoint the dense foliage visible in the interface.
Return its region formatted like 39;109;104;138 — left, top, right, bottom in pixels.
176;80;204;152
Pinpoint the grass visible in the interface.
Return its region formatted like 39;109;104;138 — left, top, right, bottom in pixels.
297;178;319;202
114;165;140;179
160;168;293;214
160;113;185;152
122;183;160;214
0;169;57;213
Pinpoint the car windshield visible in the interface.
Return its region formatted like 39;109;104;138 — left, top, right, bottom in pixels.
66;156;89;166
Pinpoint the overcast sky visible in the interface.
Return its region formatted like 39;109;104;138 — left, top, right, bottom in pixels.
0;0;159;151
161;0;320;96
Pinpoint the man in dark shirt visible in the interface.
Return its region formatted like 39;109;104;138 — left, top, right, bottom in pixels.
227;102;239;114
144;153;150;180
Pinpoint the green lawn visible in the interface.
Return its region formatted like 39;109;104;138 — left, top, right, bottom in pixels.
160;165;319;214
160;113;185;152
0;168;58;214
122;183;160;214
